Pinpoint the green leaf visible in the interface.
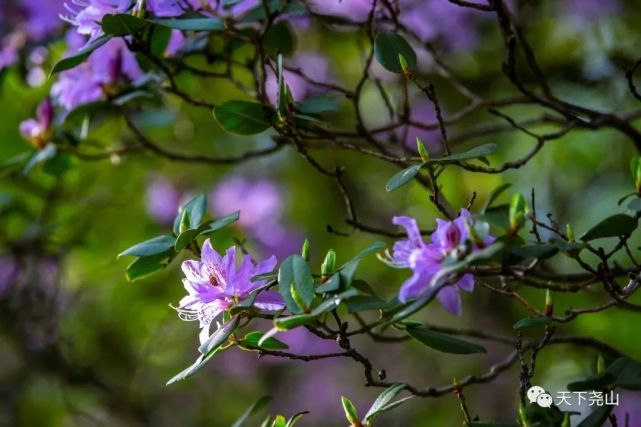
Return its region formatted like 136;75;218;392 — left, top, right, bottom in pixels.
294;94;341;115
568;357;641;391
481;183;512;213
346;295;394;313
374;32;417;73
166;346;224;385
386;164;423;192
198;315;239;354
576;405;612;427
119;235;176;258
341;397;360;425
241;331;289;350
513;316;551;330
271;415;287;427
478;205;510;230
174;229;199;251
285;412;307;427
580;213;638;241
151;17;224;31
184;193;207;229
101;13;148;36
150;24;172;55
198;211;240;235
406;325;486;354
126;253;172;281
273;313;317;331
213;101;274;135
363;383;406;424
337;241;385;289
231;396;272;427
50;35;111;75
278;254;315;313
429;143;498;165
264;22;296;57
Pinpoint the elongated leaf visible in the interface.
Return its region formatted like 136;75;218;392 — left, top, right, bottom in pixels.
278;254;315;313
285;411;307;427
341;397;359;424
119;235;176;258
198;315;239;354
374;32;417;73
513;316;551;330
363;383;405;423
184;193;207;229
198;211;240;235
338;241;385;289
580;213;638;241
427;144;497;164
166;346;223;385
126;253;171;281
174;229;199;251
213;101;274;135
51;35;111;75
481;183;512;213
346;295;394;313
295;94;341;114
241;331;289;350
406;325;486;354
231;396;272;427
386;164;423;192
101;13;148;36
627;198;641;214
273;313;317;331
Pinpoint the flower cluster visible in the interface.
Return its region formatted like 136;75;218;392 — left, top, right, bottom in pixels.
175;239;283;343
386;210;494;316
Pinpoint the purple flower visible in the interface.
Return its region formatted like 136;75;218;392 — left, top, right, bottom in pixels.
0;32;24;70
19;97;54;148
145;175;182;224
265;53;330;105
146;0;197;17
308;0;374;22
22;0;65;40
51;37;143;110
62;0;133;41
176;239;283;342
210;176;303;259
399;0;480;51
386;210;494;315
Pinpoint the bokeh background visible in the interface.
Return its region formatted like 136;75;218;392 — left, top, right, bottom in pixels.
2;0;641;426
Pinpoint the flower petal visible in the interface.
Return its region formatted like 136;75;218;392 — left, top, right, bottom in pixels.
457;274;475;292
436;285;462;316
253;290;285;312
182;259;205;283
393;216;424;247
201;239;223;266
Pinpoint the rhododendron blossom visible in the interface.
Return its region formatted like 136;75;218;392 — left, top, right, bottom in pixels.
386;210;494;315
175;239;283;342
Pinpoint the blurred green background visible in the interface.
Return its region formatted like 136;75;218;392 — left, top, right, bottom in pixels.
2;1;641;426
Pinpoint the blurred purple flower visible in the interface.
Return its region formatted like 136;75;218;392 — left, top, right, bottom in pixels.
176;239;283;342
19;97;54;148
0;32;24;70
210;176;303;259
308;0;374;22
145;175;182;224
0;255;21;299
265;53;330;105
385;210;494;315
399;0;480;51
22;0;65;40
51;37;143;109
